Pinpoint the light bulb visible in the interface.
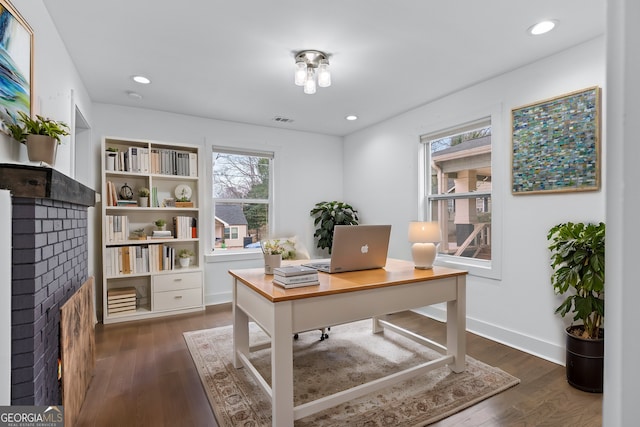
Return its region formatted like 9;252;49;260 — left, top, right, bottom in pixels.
317;60;331;88
294;61;307;86
304;68;316;94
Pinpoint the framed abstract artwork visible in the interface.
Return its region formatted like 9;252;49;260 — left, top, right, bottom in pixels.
511;86;601;195
0;0;33;132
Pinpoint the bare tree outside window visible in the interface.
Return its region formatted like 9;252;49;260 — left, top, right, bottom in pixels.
212;150;273;251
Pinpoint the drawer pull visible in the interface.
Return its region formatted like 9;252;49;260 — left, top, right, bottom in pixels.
174;295;183;299
174;278;183;282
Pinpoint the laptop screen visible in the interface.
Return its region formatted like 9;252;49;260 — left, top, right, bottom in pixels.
305;225;391;273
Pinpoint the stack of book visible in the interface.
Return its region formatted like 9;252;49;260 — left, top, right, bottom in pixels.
151;230;172;239
272;266;319;288
107;287;137;315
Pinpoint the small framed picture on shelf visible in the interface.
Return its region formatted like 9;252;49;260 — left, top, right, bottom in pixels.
163;198;176;207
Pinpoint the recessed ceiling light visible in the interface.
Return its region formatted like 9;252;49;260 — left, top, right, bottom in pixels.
528;20;557;36
132;75;151;84
127;91;143;100
345;115;358;121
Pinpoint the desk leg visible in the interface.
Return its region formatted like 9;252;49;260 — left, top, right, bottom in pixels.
232;279;249;369
271;301;294;427
447;274;467;373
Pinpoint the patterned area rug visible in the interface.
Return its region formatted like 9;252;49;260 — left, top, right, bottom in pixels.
184;320;519;426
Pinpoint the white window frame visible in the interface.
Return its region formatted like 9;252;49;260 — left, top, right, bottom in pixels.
208;145;275;261
419;107;503;280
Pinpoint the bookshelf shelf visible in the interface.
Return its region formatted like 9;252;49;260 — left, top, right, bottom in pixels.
101;136;204;324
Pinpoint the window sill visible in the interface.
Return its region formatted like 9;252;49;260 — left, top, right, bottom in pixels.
205;250;263;263
435;256;500;280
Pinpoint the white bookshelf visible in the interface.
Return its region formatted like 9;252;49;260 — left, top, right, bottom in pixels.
101;136;204;324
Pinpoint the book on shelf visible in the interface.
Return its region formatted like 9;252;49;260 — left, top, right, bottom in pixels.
105;245;149;276
273;266;318;277
116;200;138;207
273;278;320;289
152;230;172;238
105;215;130;242
173;216;197;239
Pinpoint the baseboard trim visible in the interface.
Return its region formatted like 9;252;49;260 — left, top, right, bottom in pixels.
412;306;565;366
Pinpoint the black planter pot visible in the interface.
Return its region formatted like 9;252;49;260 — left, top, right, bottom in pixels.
565;326;604;393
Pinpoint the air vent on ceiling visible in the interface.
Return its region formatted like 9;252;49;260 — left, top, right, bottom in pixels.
273;116;294;123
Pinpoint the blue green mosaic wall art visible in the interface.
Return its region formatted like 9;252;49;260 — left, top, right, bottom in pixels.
511;87;601;195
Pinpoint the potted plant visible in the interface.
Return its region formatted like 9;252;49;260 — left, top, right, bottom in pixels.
105;147;119;170
155;219;167;231
178;249;194;267
138;187;150;207
310;201;359;254
547;221;605;393
5;110;70;165
261;239;288;274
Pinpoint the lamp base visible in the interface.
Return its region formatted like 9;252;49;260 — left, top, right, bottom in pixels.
411;242;436;269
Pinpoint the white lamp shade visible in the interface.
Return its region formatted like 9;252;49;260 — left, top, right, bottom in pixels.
408;221;442;243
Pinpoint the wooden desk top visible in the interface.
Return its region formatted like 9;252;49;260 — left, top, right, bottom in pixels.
229;258;467;302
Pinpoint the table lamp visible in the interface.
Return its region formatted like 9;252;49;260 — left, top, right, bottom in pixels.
408;221;442;269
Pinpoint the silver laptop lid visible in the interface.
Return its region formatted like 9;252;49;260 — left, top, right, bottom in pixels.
327;225;391;273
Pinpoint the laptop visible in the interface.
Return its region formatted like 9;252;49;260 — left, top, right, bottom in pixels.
303;224;391;273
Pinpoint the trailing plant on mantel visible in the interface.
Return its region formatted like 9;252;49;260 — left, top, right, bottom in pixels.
547;221;605;340
310;201;359;253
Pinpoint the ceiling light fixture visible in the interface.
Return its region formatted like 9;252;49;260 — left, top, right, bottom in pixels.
528;20;557;36
132;75;151;84
294;50;331;94
345;115;358;121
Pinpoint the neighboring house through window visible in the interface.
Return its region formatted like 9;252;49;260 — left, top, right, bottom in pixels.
421;117;496;276
212;147;273;252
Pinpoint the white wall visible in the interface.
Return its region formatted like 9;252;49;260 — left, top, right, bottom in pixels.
603;0;640;424
92;104;343;305
1;1;93;176
343;36;606;364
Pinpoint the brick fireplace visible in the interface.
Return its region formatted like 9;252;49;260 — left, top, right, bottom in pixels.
0;164;95;405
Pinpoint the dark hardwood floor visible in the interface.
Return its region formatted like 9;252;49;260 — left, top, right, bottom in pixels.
75;305;602;426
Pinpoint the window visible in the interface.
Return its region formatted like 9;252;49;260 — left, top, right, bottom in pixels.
212;147;273;252
421;118;493;265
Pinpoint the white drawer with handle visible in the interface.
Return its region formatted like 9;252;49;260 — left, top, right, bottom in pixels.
153;287;202;311
154;271;202;292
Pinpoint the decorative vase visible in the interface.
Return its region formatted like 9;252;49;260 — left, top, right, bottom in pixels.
565;326;604;393
26;135;57;165
139;197;148;207
157;224;166;231
106;153;116;171
179;257;191;268
264;253;282;275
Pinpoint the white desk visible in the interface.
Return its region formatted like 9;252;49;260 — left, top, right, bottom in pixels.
229;258;467;426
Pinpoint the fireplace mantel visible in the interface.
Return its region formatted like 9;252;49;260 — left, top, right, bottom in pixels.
3;163;95;405
0;163;95;207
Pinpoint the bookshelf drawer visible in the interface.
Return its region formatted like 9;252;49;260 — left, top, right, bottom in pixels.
154;271;202;292
153;288;202;311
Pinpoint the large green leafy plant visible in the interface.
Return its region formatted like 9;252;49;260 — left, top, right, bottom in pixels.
547;222;605;339
4;110;69;144
310;201;359;253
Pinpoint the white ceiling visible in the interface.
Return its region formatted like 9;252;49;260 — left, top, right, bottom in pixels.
44;0;605;137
